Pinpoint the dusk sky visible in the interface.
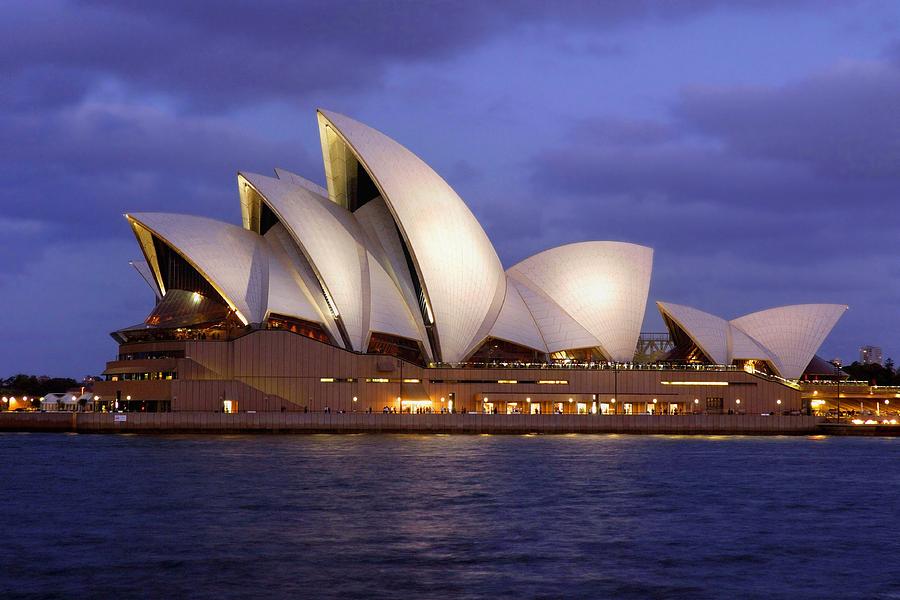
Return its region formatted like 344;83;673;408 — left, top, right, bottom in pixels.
3;0;899;377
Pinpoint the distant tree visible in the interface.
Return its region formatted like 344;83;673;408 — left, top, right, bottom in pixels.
885;357;895;374
0;374;78;398
842;361;894;386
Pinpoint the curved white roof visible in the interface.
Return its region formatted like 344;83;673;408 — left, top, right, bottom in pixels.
127;212;269;325
509;242;653;362
486;277;548;353
731;304;847;379
317;109;506;363
367;253;422;342
273;168;328;197
239;172;370;351
262;228;325;324
512;278;599;353
728;325;777;367
354;196;432;357
657;302;729;364
262;222;343;344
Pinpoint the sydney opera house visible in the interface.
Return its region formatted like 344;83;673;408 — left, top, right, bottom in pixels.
93;110;847;415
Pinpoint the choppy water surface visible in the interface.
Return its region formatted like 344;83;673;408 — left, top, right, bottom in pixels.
1;433;898;599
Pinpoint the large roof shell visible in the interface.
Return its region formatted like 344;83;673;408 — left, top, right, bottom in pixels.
239;172;371;351
731;304;847;379
316;109;506;363
262;228;327;325
509;242;653;362
657;302;729;364
127;212;269;325
485;277;548;353
241;172;425;350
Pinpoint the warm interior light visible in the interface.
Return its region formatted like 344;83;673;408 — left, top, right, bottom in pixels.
661;381;728;386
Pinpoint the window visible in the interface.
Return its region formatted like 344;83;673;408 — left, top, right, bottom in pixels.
706;397;724;411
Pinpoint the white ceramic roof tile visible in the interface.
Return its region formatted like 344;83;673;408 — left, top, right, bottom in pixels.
487;277;547;352
317;109;506;363
731;304;848;380
509;242;653;362
127;212;269;325
240;172;370;351
511;277;599;354
656;301;729;365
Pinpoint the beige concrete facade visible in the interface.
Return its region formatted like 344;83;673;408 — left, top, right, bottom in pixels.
94;329;801;415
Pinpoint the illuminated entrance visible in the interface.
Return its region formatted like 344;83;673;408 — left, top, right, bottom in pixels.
223;400;236;413
401;400;433;414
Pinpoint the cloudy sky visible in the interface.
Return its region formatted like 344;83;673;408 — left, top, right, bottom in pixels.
2;0;899;377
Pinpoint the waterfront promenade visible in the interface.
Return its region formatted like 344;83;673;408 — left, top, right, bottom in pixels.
0;412;832;435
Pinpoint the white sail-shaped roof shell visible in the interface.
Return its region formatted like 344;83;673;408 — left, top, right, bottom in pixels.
262;229;327;324
485;277;548;353
239;172;371;351
240;172;426;351
508;242;653;362
273;168;329;197
731;304;848;379
657;302;729;365
127;212;269;325
354;197;431;358
367;254;421;342
511;278;600;353
317;109;506;363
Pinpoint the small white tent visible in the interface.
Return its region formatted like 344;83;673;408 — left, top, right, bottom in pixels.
41;393;66;411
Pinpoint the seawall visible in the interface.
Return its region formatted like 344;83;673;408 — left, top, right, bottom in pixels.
0;412;829;435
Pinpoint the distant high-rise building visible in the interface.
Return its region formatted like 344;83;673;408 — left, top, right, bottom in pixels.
860;346;883;366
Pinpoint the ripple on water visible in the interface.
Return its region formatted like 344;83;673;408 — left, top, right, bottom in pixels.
0;433;898;599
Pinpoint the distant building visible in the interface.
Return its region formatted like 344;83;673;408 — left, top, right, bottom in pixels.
830;358;842;368
860;346;883;366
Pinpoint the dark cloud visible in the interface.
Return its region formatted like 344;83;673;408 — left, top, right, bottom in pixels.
522;59;900;359
674;62;900;180
1;0;838;112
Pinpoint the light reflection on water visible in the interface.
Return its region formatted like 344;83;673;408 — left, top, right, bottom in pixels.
1;433;898;599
